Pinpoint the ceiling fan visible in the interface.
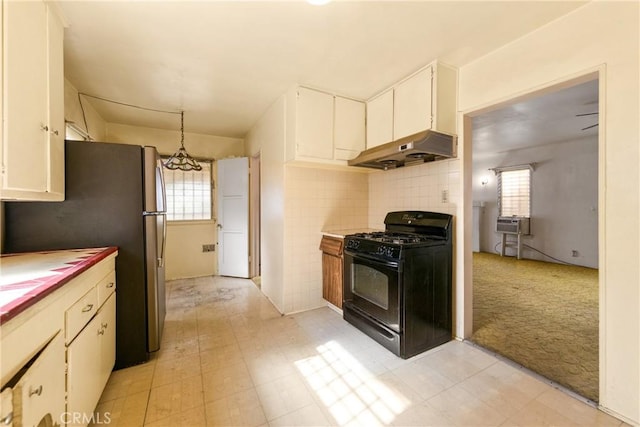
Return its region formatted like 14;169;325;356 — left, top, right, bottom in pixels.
576;112;599;131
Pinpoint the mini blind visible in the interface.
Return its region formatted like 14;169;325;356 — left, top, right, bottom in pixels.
498;168;531;218
164;160;212;221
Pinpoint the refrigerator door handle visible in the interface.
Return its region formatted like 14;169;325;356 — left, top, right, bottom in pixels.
159;213;167;268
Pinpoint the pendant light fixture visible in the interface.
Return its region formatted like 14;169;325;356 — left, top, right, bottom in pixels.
163;111;202;171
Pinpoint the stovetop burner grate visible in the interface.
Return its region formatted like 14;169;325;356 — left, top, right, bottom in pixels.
352;231;435;245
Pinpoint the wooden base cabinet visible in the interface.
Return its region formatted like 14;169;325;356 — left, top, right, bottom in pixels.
320;236;344;309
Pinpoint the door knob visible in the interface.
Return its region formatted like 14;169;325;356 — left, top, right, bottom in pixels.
217;224;222;229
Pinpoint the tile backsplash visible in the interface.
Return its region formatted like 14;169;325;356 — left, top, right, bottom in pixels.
283;166;368;313
282;159;460;314
368;159;460;229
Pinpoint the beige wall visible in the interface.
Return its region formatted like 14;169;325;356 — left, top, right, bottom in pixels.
105;123;244;280
105;123;244;160
457;1;639;423
64;79;107;141
245;95;287;312
64;84;245;280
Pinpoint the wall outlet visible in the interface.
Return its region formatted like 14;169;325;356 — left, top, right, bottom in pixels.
441;189;449;203
203;244;216;252
571;250;579;257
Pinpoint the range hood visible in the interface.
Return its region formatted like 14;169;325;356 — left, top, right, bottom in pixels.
349;130;457;170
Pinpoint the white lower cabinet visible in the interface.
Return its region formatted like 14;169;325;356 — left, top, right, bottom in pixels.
0;252;117;426
66;289;116;427
98;295;116;398
11;332;65;427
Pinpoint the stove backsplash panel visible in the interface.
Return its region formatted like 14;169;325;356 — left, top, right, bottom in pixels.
368;158;460;229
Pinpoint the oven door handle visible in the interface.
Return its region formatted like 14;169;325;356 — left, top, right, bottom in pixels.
344;250;400;269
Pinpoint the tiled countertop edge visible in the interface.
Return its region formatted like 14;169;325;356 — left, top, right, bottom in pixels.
0;247;118;323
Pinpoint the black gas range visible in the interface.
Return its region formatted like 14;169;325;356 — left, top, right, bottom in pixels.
343;211;453;359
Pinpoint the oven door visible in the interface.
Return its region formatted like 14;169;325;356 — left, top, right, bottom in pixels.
343;250;401;332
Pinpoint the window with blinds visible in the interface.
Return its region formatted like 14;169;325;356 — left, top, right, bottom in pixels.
498;168;531;218
163;160;213;221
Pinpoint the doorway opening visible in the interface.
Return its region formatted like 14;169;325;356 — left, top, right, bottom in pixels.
249;152;262;285
469;76;600;402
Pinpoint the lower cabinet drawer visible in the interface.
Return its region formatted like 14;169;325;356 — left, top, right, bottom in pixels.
11;332;65;427
65;287;98;344
96;271;116;309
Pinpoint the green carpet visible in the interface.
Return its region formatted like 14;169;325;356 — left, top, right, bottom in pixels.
471;252;599;402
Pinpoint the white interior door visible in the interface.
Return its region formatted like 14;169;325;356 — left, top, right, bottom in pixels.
217;157;249;278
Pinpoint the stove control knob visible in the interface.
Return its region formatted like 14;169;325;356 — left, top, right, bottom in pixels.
377;246;393;257
347;239;360;250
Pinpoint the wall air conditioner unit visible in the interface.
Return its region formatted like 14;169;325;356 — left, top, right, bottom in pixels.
496;217;531;235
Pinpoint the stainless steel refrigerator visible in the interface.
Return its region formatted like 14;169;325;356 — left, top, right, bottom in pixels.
4;140;167;369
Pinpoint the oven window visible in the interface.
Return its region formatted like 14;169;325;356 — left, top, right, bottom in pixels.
352;264;389;309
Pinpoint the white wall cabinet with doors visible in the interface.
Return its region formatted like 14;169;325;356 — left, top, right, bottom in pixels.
286;86;365;166
1;0;65;201
365;61;457;149
365;88;394;149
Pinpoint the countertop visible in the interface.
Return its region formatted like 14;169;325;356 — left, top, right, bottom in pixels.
321;228;382;239
0;247;118;323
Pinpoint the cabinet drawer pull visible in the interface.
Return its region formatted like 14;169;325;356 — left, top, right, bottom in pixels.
1;412;13;425
81;304;94;313
106;282;114;288
29;385;43;397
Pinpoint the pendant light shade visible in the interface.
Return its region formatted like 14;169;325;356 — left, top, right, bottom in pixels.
163;111;202;171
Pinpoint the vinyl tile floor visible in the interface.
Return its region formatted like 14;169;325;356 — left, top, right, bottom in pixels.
91;276;626;427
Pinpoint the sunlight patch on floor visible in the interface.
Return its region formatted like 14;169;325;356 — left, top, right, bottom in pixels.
295;340;411;426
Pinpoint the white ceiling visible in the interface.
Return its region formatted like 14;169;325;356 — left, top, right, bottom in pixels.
59;0;588;139
472;79;599;157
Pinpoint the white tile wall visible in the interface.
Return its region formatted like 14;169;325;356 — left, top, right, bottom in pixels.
283;166;369;313
281;159;461;314
368;159;461;229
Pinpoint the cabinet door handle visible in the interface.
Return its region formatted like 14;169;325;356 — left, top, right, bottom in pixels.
52;129;59;136
0;411;13;425
40;124;49;132
101;322;108;329
106;282;114;288
81;304;94;313
98;327;105;335
29;385;43;397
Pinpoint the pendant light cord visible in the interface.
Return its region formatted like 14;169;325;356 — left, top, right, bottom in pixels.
77;92;181;138
76;92;203;171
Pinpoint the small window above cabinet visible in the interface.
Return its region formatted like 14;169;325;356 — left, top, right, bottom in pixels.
286;86;365;166
1;0;65;201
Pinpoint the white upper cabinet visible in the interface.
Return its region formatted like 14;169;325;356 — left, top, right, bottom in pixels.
366;61;457;149
2;0;65;201
286;86;365;166
393;67;433;140
295;87;334;160
365;89;394;149
334;96;365;161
